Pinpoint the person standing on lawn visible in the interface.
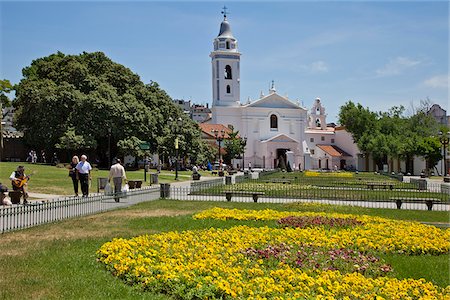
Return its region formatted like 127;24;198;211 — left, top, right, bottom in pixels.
109;158;127;202
69;155;80;196
76;155;92;197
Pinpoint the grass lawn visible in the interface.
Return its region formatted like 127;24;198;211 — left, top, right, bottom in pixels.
0;199;448;299
0;162;211;195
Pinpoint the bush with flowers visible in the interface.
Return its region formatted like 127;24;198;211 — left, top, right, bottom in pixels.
97;208;450;299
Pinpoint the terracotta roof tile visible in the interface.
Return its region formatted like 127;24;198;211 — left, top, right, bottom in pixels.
198;123;234;139
316;145;352;157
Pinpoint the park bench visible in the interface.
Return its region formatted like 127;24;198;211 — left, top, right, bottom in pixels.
367;182;394;190
127;180;143;189
389;197;444;211
264;178;293;184
223;191;265;202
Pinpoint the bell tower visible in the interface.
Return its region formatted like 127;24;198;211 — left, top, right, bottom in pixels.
210;8;241;108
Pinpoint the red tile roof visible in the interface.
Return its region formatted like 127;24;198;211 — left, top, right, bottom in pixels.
316;145;352;157
198;123;234;139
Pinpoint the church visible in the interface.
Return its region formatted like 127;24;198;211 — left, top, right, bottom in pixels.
204;12;361;171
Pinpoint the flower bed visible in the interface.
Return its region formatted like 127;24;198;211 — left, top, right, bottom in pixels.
304;171;354;177
277;215;363;228
97;208;450;299
194;208;450;254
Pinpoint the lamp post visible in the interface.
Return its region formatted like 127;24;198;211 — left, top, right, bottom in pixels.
107;127;111;167
240;136;247;171
211;129;225;166
171;117;183;180
438;131;450;178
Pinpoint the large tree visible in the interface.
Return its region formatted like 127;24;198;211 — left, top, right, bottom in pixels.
13;51;206;165
339;100;441;172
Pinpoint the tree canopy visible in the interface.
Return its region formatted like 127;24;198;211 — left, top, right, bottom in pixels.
13;51;206;165
1;79;13;115
339;100;442;172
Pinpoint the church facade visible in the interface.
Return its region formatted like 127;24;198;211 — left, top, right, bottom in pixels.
207;14;360;171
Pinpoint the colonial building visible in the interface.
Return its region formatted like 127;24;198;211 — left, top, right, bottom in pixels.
304;98;360;170
208;14;308;169
427;104;448;126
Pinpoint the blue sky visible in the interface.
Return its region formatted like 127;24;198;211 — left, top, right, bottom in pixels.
1;1;448;123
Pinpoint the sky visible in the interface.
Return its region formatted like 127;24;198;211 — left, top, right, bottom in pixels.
1;1;449;123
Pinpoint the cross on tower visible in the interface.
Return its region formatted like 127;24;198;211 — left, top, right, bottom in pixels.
221;6;229;18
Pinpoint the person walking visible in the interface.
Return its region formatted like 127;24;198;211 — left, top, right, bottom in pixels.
109;158;127;202
76;155;92;197
69;156;80;196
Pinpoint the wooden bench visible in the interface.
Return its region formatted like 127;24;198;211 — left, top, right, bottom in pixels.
264;179;293;184
223;191;265;202
390;197;443;211
367;182;394;190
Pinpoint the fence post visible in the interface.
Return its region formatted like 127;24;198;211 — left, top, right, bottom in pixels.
160;183;171;198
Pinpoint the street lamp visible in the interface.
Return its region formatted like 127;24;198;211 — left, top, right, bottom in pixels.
438;131;450;178
170;117;183;180
211;129;225;166
240;136;247;171
107;127;111;167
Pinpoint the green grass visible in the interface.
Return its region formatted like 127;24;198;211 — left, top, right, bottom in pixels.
0;162;211;195
0;199;448;299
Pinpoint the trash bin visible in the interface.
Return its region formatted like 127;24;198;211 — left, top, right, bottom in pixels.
225;176;232;185
160;183;170;198
97;177;109;192
151;173;159;184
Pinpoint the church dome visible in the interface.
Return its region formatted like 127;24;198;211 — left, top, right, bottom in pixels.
218;17;235;39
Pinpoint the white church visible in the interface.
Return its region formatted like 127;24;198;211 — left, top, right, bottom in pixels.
205;13;361;171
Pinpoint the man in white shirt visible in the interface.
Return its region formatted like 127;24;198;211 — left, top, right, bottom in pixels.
76;155;92;197
109;158;127;202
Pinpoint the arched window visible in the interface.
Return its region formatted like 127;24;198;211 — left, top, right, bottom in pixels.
226;85;231;94
270;114;278;129
225;65;232;79
226;41;230;49
315;118;321;127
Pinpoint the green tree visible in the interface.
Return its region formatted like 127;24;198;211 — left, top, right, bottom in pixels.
224;129;245;164
0;79;13;109
13;51;208;165
339;100;440;172
416;136;442;175
338;101;378;142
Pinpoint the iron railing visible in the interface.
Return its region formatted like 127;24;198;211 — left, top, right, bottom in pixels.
166;175;450;211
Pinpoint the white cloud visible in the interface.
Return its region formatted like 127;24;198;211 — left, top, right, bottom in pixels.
423;75;449;88
310;61;329;73
376;56;421;77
